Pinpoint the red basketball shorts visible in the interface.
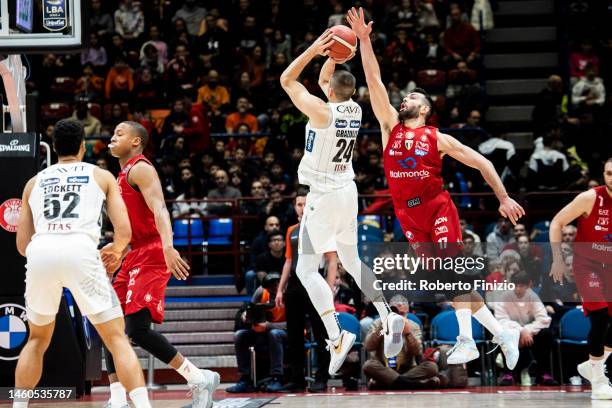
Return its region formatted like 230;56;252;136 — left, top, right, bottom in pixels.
113;240;170;324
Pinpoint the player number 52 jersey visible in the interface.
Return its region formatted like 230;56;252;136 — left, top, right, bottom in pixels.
29;162;105;244
298;99;362;193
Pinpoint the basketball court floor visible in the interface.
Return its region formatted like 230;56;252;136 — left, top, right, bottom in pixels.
0;386;602;407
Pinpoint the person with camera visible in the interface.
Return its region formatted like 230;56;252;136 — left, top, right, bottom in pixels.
227;273;288;393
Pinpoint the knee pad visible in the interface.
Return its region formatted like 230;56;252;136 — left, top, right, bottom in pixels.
588;308;609;357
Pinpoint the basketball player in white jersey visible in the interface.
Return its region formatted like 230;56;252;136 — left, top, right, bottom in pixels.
280;30;406;375
13;120;152;408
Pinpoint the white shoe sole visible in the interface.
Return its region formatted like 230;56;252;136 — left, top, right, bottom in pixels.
447;349;480;365
328;332;356;376
592;392;612;400
384;314;406;358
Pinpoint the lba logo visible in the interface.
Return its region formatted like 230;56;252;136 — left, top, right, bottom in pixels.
0;304;29;360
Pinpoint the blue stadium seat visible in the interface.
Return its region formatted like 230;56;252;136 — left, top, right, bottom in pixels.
206;218;233;245
173;219;204;246
531;220;551;242
337;312;361;342
556;307;590;382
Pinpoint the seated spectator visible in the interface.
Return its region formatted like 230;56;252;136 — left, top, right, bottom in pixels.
139;43;164;76
207;169;242;215
269;162;290;194
570;40;600;80
486;218;515;262
71;99;101;139
144;25;168;64
106;33;128;67
80;33;107;68
245;216;281;294
266;29;292;68
75;63;105;100
364;296;443;390
226;97;259;134
254;231;286;287
447;62;482;119
113;0;144;44
528;134;570;190
173;0;207;36
265;189;292;227
197;69;231;114
242;180;268;217
532;75;565;132
172;175;206;219
328;3;345;26
89;0;113;39
159;158;179;199
105;56;134;101
166;45;197;99
333;262;358;313
443;5;480;66
562;225;577;243
478;133;517;181
493;272;556;386
227;273;288;393
571;64;606;110
132;68;164;108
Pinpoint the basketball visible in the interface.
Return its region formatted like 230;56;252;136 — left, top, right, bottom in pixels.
328;25;357;62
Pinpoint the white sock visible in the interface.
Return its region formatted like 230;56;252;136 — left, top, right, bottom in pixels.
128;387;152;408
591;358;606;383
177;358;205;384
324;311;341;342
12;389;28;408
456;308;473;339
473;305;503;336
604;350;612;361
109;382;127;406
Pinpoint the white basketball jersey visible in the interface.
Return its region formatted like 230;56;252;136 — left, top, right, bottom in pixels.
29;162;105;244
298;99;362;193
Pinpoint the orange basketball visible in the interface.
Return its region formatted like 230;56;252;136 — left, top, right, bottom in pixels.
328;25;357;62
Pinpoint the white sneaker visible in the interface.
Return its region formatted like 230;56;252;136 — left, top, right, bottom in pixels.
327;330;356;376
446;335;480;364
592;381;612;400
578;360;592;382
188;369;221;408
382;312;405;358
492;329;520;370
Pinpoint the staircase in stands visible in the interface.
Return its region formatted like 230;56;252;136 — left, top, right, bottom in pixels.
484;0;559;149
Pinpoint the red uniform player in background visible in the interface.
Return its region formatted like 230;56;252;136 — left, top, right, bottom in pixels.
550;159;612;400
347;7;525;369
103;121;219;408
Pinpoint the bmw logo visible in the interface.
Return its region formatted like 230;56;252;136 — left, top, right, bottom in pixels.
0;303;29;360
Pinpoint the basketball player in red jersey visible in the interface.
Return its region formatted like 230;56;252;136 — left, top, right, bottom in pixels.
550;159;612;399
103;121;219;408
347;7;525;368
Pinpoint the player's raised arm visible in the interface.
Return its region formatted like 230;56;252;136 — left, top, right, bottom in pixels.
318;57;337;97
16;177;36;256
280;31;334;127
129;161;190;280
548;190;595;284
347;7;398;138
436;131;525;225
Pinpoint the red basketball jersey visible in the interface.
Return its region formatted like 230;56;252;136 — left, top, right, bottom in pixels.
383;124;444;210
575;186;612;263
118;154;161;245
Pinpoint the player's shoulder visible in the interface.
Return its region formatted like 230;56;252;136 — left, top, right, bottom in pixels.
574;188;597;209
129;159;157;177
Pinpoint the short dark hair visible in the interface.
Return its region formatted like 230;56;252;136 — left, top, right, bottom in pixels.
53;119;84;157
411;87;434;119
330;70;356;101
122;121;149;151
295;185;309;198
511;271;531;286
268;231;284;243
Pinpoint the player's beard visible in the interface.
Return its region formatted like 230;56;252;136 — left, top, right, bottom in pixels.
398;105;420;122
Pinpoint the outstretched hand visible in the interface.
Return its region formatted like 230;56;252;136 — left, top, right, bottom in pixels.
347;7;373;40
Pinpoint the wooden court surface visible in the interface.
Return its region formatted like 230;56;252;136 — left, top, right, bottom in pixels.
0;386;604;407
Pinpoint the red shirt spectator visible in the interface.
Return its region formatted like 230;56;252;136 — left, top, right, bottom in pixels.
570;41;600;78
443;7;480;61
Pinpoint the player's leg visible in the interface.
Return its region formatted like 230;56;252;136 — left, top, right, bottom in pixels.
296;191;354;375
335;182;404;357
14;316;55;394
92;315;151;408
